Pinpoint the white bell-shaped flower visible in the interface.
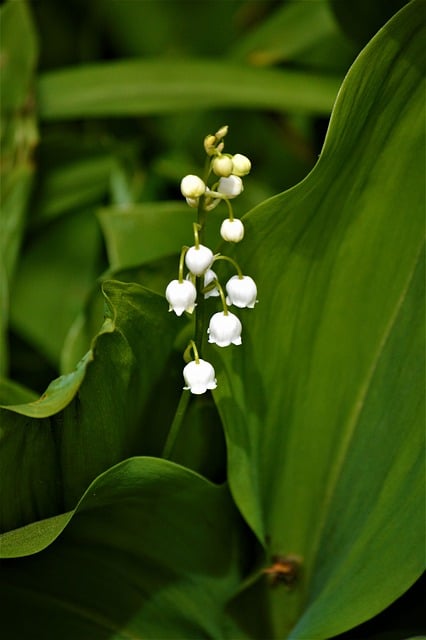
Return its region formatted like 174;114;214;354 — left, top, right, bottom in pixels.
217;175;243;198
204;269;220;298
208;311;242;347
232;153;251;176
226;275;258;309
165;279;197;316
180;175;206;199
185;245;214;276
183;359;217;395
220;218;245;242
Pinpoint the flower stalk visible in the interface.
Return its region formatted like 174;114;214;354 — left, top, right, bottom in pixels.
165;124;257;403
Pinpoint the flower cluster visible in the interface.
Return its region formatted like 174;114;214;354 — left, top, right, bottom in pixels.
165;126;257;394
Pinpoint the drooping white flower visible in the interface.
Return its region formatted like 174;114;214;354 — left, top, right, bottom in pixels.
183;359;217;395
217;175;243;198
208;311;242;347
226;275;258;309
232;153;251;177
220;218;245;242
185;245;214;276
180;175;206;199
212;155;233;177
203;269;220;298
165;279;197;316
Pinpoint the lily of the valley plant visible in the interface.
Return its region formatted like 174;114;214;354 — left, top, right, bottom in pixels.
165;125;258;394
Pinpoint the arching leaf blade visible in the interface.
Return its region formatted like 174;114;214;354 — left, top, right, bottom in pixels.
211;2;425;637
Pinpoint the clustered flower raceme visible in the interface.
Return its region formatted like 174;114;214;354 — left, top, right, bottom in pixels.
165;125;258;394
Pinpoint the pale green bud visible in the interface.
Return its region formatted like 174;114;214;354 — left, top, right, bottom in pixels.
212;155;233;177
232;154;251;176
215;125;228;140
204;135;217;155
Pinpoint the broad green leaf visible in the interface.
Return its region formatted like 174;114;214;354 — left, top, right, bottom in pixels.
31;154;114;226
232;0;339;66
0;0;38;112
210;2;425;637
98;202;194;270
93;0;242;58
59;257;179;374
0;0;38;373
0;510;72;559
36;60;341;120
0;458;253;639
98;201;225;271
0;376;38;405
0;281;180;532
9;209;102;366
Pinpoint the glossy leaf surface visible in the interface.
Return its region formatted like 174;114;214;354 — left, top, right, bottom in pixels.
211;2;425;637
0;281;179;531
0;458;252;639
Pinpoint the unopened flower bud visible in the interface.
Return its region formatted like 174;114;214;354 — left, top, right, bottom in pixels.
232;153;251;176
208;311;242;347
185;244;214;276
165;279;197;316
212;155;233;177
215;125;228;141
226;275;257;308
217;175;243;198
204;134;217;155
183;359;217;395
220;218;245;242
180;175;206;199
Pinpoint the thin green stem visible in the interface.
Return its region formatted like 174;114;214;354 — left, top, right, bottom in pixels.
193;156;211;347
183;340;200;363
178;246;189;282
214;279;229;315
224;198;234;221
213;254;244;278
162;390;191;459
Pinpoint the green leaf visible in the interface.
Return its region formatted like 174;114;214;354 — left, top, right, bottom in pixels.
59;257;180;374
232;0;340;66
98;201;225;271
211;2;425;637
0;0;38;113
0;281;180;532
9;209;102;366
0;0;38;373
98;202;194;270
0;376;38;405
31;154;114;226
36;59;341;120
0;458;253;639
93;0;242;58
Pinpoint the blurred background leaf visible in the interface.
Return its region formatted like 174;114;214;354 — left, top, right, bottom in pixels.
330;0;410;45
0;0;38;373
